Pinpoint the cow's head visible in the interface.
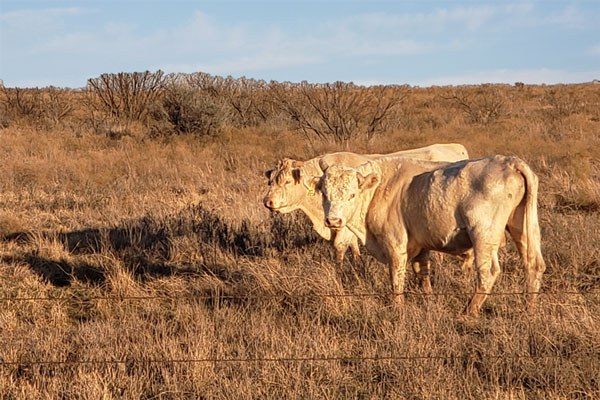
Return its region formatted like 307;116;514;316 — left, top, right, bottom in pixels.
317;160;379;230
263;158;311;213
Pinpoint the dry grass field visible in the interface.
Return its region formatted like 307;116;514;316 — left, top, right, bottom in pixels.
0;77;599;399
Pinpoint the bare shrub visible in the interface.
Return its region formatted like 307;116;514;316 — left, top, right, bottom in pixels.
0;103;10;128
273;81;403;143
542;87;584;120
86;114;133;139
394;92;453;132
222;77;278;127
0;86;75;128
184;72;277;127
87;71;166;120
0;87;44;123
177;71;224;97
151;84;226;137
42;87;74;124
444;87;507;125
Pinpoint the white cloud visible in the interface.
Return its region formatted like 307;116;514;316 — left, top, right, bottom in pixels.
416;68;600;86
164;53;321;75
0;7;85;30
0;6;83;21
1;4;596;87
588;44;600;55
544;5;585;28
338;4;534;34
19;9;435;80
341;3;591;35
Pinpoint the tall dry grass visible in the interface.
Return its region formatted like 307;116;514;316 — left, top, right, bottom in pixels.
0;80;598;399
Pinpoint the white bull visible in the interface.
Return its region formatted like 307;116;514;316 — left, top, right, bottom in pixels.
263;143;469;264
315;155;546;315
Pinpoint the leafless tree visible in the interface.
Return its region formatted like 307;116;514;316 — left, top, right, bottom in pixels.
0;87;43;120
87;71;166;120
273;81;403;143
442;87;506;125
183;73;276;127
43;87;74;124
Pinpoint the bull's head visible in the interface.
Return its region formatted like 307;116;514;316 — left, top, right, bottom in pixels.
317;160;380;230
262;158;309;213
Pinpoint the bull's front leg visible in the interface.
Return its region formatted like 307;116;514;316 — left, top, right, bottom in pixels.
332;227;355;265
388;248;408;305
349;237;361;261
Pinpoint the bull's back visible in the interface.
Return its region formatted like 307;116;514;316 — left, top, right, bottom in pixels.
385;143;469;162
322;144;468;169
320;152;372;168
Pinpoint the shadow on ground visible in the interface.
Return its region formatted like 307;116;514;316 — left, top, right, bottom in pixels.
1;205;322;287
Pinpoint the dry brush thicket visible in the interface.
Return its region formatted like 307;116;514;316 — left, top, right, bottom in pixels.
0;73;599;399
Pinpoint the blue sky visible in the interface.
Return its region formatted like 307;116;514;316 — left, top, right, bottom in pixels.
1;1;599;87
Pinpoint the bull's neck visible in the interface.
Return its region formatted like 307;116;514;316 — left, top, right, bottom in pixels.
345;189;376;245
297;158;331;241
298;194;331;241
345;162;398;245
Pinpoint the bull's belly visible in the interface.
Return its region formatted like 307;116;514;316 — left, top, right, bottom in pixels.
435;227;472;254
411;225;473;255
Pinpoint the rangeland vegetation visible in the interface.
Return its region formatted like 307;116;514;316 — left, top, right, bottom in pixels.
0;72;598;398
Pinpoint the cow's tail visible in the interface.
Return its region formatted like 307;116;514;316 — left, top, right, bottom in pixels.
512;158;546;299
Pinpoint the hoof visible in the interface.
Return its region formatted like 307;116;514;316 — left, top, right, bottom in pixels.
462;305;480;318
391;293;404;307
421;280;433;295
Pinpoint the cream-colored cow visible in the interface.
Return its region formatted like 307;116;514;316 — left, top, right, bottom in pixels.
315;155;546;315
263;144;469;257
263;144;471;291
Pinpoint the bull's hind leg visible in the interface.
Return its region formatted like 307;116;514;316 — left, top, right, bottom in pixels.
465;233;502;316
412;249;433;294
459;250;474;276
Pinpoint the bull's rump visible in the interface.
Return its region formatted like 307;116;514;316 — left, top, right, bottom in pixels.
402;157;526;254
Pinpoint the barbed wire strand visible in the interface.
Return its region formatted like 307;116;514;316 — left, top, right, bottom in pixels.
1;352;598;367
0;290;597;302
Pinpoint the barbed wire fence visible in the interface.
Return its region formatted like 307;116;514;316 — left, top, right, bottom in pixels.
0;289;597;302
2;353;599;368
0;289;597;369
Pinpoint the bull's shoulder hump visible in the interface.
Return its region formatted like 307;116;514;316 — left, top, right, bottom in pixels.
321;152;371;167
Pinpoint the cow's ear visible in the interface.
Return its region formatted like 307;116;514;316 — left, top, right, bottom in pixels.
292;168;302;184
308;176;322;193
357;173;379;190
318;158;329;172
264;169;274;179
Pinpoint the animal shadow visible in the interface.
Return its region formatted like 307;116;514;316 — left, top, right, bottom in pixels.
1;205;320;287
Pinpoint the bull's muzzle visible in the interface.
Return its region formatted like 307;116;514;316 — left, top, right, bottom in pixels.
325;216;343;229
264;195;285;211
263;197;277;210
